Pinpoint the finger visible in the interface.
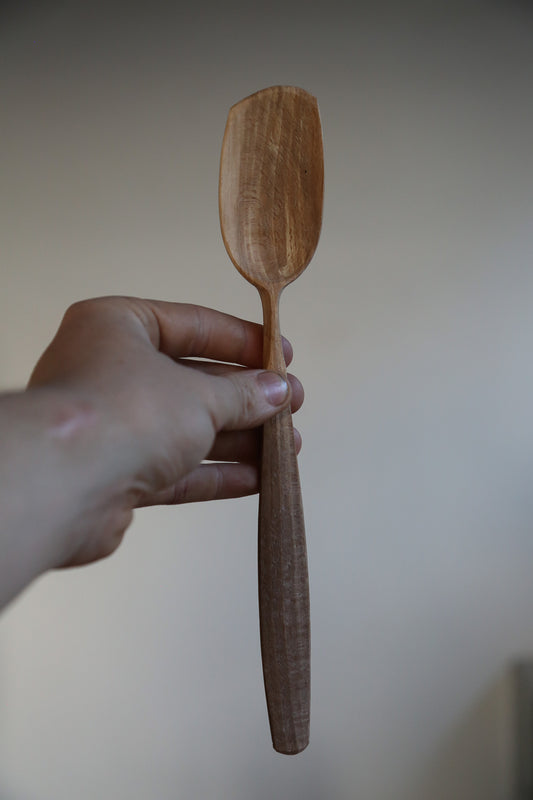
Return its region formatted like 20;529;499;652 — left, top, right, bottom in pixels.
137;300;293;366
138;463;260;506
182;361;304;413
208;369;293;431
206;426;302;463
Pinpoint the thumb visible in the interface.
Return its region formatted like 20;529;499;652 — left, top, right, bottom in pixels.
210;369;291;431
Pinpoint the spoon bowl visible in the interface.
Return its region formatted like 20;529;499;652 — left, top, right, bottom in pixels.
220;85;323;291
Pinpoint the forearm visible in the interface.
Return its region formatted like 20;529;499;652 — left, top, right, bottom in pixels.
0;388;126;609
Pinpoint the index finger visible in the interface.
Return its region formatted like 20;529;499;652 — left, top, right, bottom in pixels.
140;300;293;367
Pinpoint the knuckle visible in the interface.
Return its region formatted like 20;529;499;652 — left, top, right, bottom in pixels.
62;297;116;325
181;305;210;357
235;318;254;363
176;476;191;503
62;296;159;344
235;376;259;421
213;465;224;499
64;296;132;320
210;372;263;433
63;298;98;322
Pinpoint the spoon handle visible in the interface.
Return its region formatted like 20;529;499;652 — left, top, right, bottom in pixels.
258;289;310;755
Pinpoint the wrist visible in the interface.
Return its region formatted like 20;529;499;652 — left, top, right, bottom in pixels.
0;387;131;605
33;385;135;568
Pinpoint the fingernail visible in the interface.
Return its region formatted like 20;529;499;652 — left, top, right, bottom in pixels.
258;371;289;406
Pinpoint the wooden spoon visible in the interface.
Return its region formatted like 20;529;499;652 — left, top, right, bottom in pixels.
219;85;324;754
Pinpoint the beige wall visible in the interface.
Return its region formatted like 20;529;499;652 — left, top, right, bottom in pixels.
1;2;533;798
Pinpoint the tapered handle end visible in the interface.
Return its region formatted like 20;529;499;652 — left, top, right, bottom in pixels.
259;408;310;755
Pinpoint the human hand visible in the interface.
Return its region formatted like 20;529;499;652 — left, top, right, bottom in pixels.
27;297;303;568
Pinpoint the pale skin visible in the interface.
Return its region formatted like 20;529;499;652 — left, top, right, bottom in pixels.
0;297;304;611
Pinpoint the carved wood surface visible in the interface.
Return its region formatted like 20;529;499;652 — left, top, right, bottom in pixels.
219;85;323;754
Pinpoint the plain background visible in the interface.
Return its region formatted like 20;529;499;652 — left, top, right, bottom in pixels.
1;1;533;798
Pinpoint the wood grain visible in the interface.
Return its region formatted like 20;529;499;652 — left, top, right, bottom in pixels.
219;86;323;291
219;86;323;755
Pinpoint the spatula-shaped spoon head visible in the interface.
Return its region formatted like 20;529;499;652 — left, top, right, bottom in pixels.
219;85;324;291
